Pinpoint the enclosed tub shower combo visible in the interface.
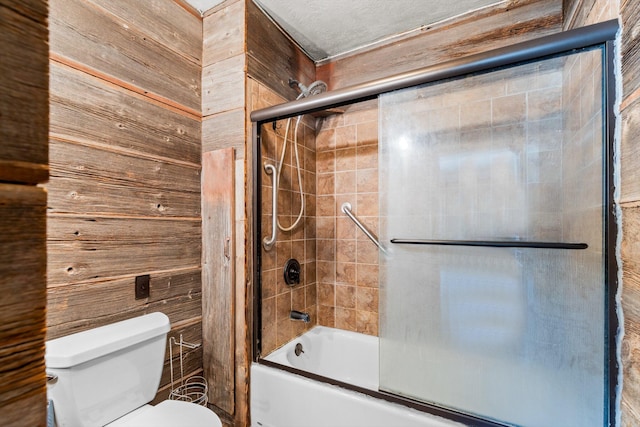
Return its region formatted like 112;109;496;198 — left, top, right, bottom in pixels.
251;21;619;427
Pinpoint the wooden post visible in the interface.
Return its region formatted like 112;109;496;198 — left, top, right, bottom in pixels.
0;0;49;425
202;148;236;414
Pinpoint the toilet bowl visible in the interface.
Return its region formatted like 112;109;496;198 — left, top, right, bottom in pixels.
45;312;222;427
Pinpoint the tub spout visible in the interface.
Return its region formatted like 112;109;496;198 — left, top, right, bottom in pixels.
290;310;310;323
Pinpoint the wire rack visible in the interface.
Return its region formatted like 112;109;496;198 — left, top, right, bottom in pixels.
168;335;208;406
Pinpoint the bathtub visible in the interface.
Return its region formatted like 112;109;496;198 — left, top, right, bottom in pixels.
250;326;463;427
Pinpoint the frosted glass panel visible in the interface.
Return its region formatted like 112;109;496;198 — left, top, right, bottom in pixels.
379;48;605;426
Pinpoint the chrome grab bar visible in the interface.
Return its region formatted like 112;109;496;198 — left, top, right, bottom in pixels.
263;163;277;250
341;202;387;255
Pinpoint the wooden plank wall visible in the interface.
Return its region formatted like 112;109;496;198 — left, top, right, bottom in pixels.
202;0;246;158
201;2;250;425
246;0;316;101
0;0;48;426
46;0;203;403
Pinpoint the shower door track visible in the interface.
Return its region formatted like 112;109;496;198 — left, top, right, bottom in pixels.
251;18;620;427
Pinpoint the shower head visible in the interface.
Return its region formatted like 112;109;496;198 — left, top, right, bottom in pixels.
288;78;328;99
304;80;327;96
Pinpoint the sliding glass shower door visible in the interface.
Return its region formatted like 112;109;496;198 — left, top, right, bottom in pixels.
378;47;608;426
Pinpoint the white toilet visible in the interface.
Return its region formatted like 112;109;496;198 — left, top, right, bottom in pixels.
45;312;222;427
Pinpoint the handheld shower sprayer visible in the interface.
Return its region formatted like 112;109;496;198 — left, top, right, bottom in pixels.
263;78;328;250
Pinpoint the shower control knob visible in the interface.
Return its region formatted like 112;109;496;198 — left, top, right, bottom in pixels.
284;258;301;286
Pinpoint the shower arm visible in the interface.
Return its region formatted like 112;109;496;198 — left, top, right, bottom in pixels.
263;163;277;250
341;203;387;255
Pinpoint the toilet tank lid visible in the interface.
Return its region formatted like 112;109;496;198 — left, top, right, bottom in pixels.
46;312;170;369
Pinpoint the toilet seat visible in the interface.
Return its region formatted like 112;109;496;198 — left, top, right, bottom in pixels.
107;400;222;427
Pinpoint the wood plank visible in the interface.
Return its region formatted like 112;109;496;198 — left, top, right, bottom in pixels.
202;54;246;117
91;0;203;66
0;1;48;175
622;204;640;320
47;175;200;218
202;108;246;157
316;0;562;90
621;98;640;204
47;268;202;337
622;0;640;101
0;185;47;303
203;0;245;66
50;62;201;165
623;295;640;426
47;216;201;285
622;206;640;426
49;0;201;111
620;2;640;421
48;291;202;340
173;0;202;19
0;184;47;427
47;140;200;217
235;142;251;427
564;0;618;30
0;392;46;427
246;0;316;101
0;160;48;185
202;148;236;414
563;0;593;30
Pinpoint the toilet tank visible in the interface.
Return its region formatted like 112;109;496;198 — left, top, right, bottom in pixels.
46;312;171;427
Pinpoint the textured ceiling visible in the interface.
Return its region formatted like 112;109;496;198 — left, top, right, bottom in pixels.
253;0;504;61
185;0;504;61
